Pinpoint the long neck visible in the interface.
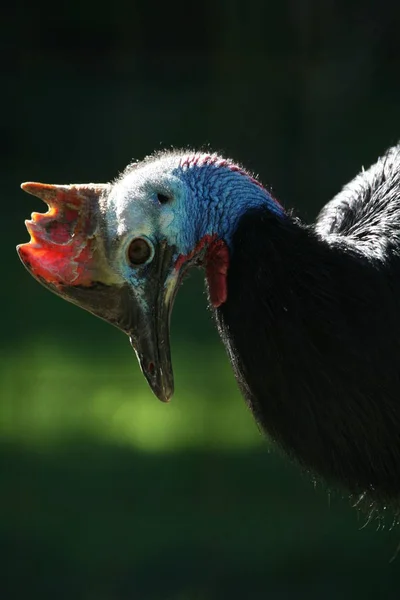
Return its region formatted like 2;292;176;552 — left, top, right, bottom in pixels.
216;207;400;510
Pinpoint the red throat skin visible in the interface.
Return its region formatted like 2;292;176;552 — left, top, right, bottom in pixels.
205;238;229;308
17;182;103;287
175;235;230;308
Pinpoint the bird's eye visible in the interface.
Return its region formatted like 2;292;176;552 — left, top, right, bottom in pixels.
127;237;152;266
157;192;170;204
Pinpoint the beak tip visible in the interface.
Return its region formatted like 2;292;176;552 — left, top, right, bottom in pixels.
150;381;174;403
161;390;173;403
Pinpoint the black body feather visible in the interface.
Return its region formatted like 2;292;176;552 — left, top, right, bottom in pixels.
216;145;400;509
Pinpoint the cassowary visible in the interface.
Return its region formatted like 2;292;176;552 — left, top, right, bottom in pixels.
17;145;400;512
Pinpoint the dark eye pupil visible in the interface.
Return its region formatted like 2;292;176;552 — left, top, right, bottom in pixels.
157;193;169;203
128;238;151;265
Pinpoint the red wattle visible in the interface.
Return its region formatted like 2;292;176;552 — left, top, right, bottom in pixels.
175;235;230;308
205;238;229;308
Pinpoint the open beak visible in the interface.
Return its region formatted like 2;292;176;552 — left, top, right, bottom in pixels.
17;182;181;403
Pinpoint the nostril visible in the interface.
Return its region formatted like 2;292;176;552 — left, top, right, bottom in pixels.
148;362;155;374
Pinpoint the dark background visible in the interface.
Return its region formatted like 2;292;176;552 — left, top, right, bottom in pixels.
2;1;400;598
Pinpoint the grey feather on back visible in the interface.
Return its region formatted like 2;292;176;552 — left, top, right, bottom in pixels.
315;144;400;261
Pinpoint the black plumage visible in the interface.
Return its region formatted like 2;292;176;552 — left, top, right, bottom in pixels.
216;145;400;510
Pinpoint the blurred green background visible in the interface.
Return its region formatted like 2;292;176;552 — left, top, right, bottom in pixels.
3;1;400;598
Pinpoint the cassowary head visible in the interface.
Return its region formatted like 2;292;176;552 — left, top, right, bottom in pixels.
17;151;282;402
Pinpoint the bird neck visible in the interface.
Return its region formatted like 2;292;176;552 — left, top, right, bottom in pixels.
175;157;287;307
178;156;285;249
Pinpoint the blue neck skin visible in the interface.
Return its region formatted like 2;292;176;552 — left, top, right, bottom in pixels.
171;159;285;255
